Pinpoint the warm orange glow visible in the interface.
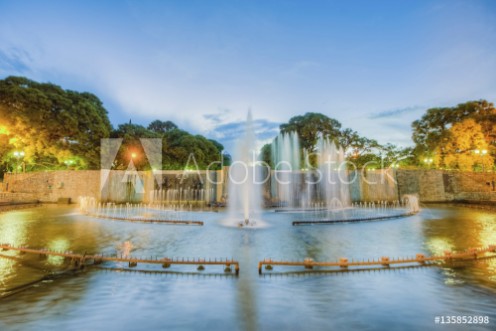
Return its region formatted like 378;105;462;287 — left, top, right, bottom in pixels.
131;153;137;159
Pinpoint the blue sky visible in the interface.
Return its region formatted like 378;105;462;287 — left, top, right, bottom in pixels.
1;0;495;153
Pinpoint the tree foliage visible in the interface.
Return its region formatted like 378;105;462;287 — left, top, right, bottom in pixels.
147;120;178;133
265;113;411;169
412;100;496;169
435;119;493;171
280;112;342;152
0;76;112;170
111;122;225;170
0;76;225;173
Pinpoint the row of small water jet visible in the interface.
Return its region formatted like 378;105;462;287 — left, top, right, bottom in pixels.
150;188;215;204
299;196;420;222
79;196;200;222
351;196;419;213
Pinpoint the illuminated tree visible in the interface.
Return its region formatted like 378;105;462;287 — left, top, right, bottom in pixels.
412;100;496;165
437;119;493;171
0;76;112;170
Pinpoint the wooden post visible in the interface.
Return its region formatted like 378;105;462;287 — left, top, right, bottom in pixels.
339;257;348;269
381;256;390;267
304;258;314;269
416;253;425;265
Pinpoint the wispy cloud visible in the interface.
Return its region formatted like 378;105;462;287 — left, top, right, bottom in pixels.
369;105;425;119
204;116;280;152
0;48;33;73
202;108;232;125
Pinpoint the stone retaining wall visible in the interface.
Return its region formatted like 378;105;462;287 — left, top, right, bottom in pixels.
396;170;496;202
3;171;100;203
3;169;496;204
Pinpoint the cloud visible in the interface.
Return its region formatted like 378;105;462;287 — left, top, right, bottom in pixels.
0;48;33;73
368;105;425;119
205;117;280;153
202;109;231;124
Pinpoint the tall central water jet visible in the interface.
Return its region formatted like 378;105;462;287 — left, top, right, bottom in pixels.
227;111;263;226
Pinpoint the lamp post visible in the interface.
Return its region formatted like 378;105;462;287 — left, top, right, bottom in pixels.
13;151;25;174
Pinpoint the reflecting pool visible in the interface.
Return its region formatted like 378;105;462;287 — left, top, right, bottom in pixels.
0;205;495;331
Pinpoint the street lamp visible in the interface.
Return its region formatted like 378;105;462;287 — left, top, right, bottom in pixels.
64;160;75;169
474;149;488;171
13;151;25;173
423;158;433;169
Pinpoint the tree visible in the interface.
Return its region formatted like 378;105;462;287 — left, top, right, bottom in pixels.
162;129;223;169
260;143;273;168
339;128;380;158
280;112;342;152
412;100;496;164
111;123;225;170
436;119;493;171
111;123;159;170
267;113;394;169
148;120;178;133
0;76;112;171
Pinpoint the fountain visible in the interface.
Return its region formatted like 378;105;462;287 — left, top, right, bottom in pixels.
80;114;418;226
270;132;351;210
271;131;301;209
316;134;351;208
226;111;264;227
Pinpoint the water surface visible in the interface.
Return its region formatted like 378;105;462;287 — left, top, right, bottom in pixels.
0;205;495;331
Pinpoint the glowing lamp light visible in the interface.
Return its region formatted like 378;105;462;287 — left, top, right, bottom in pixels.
13;151;25;158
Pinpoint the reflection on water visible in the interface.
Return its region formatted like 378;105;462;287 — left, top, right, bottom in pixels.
0;205;495;331
425;237;455;256
421;205;496;290
47;238;70;266
0;210;29;246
